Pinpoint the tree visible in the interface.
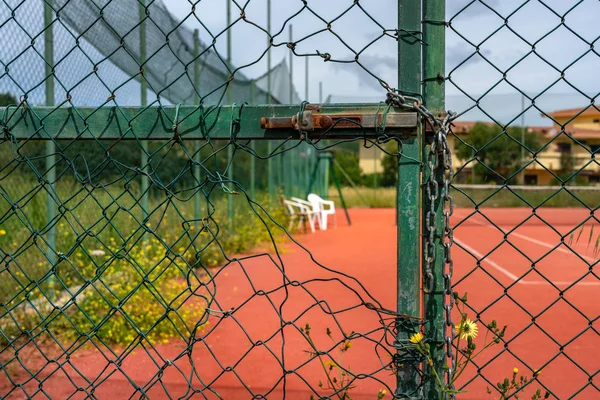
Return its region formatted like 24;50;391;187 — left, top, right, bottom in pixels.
380;145;398;187
559;150;575;180
330;150;362;187
0;93;17;106
454;123;540;184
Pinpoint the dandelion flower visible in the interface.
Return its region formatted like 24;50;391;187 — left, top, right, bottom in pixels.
534;369;542;376
0;229;5;236
456;318;478;340
409;332;424;344
513;367;519;374
324;361;338;370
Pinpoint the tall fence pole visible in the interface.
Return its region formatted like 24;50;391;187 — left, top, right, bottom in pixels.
194;29;201;230
396;0;422;397
44;0;56;270
304;57;309;195
423;0;447;398
289;24;296;197
139;0;149;223
267;0;274;200
305;54;309;101
319;81;322;103
226;0;234;227
250;80;256;200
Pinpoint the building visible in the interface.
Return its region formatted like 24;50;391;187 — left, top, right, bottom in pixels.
356;107;600;185
448;108;600;185
359;146;383;175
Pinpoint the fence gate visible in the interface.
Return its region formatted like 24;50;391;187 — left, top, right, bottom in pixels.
0;0;453;398
6;0;597;399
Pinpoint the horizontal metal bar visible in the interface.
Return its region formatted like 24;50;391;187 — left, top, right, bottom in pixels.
1;104;418;141
454;184;600;191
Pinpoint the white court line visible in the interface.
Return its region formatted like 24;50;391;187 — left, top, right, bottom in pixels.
454;212;598;264
454;238;600;286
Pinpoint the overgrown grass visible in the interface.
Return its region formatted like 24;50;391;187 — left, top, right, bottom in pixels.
329;186;599;209
0;172;289;346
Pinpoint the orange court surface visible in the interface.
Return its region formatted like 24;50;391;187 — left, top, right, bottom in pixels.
1;208;598;399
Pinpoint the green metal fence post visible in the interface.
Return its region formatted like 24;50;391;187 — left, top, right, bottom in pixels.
322;152;329;199
139;0;149;223
194;29;201;230
267;0;274;200
250;80;256;199
304;57;309;196
423;0;446;398
226;0;234;228
44;0;56;271
396;0;422;397
289;25;296;197
328;154;351;226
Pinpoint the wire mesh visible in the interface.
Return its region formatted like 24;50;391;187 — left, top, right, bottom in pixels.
0;1;418;399
448;1;600;399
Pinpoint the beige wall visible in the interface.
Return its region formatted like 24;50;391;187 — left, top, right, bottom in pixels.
359;116;600;182
359;146;383;175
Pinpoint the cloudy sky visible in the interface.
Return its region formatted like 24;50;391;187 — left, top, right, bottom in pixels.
2;0;598;125
161;0;600;125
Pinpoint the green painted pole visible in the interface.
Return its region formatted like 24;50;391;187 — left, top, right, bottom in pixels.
396;0;422;398
520;93;525;184
250;80;256;200
44;0;56;270
329;156;351;226
226;0;234;227
267;0;274;200
306;156;319;197
289;24;296;196
194;29;201;230
333;158;370;207
304;57;310;196
374;148;378;199
322;153;329;199
139;0;149;222
423;0;447;398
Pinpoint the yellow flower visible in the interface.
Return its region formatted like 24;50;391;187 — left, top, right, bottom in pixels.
409;332;424;344
534;369;542;376
0;229;5;235
513;367;519;374
324;361;338;370
456;318;478;340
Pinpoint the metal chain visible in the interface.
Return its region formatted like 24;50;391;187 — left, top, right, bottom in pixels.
386;91;457;398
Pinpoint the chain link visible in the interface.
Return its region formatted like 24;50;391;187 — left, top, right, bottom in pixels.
386;91;457;398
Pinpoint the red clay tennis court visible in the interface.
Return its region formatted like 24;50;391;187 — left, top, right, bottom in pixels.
2;207;597;399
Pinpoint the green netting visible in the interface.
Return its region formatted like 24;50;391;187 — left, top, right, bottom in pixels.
0;1;424;399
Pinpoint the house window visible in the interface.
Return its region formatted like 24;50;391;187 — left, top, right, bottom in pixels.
524;175;538;185
556;143;571;153
589;175;600;184
590;144;600;153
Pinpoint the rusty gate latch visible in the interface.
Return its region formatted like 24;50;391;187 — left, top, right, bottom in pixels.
260;106;418;133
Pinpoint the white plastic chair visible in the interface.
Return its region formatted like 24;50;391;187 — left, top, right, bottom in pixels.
291;196;319;227
307;193;336;231
283;199;317;233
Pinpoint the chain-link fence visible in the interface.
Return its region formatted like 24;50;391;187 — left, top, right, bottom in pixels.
1;0;598;399
0;1;433;399
447;0;600;399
